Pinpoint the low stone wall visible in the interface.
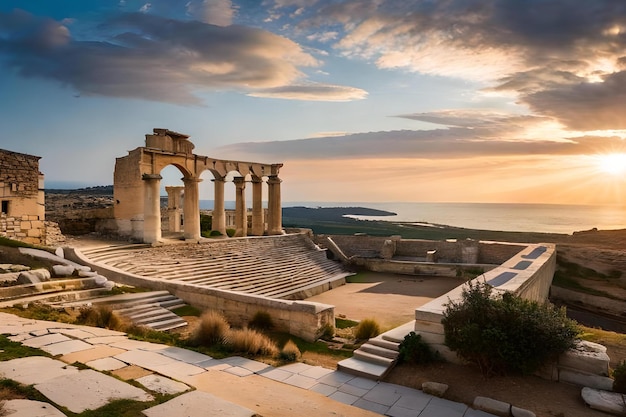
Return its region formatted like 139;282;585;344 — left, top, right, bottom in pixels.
348;257;497;277
0;213;46;245
64;247;334;342
414;243;557;362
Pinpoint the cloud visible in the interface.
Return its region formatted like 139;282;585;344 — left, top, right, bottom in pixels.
285;0;626;131
215;110;626;161
185;0;236;26
0;9;364;104
248;83;367;101
521;71;626;130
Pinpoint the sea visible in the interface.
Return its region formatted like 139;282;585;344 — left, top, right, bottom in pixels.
199;200;625;235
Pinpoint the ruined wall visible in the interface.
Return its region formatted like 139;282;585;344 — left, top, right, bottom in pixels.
0;149;46;244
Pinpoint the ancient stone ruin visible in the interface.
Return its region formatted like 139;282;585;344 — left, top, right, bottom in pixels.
111;128;284;243
0;149;46;244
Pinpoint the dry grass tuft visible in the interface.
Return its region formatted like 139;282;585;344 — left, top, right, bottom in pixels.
190;310;230;346
224;328;279;356
354;318;381;340
279;339;301;362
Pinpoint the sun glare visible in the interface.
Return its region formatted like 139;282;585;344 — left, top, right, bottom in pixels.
596;153;626;176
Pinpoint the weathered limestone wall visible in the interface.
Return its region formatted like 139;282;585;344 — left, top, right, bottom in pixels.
113;148;145;241
65;247;334;342
0;149;45;244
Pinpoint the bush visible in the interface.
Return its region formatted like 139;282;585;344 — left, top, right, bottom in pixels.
398;332;440;364
248;311;273;332
613;360;626;393
354;318;381;340
224;328;279;356
442;281;580;376
279;339;301;362
190;310;230;346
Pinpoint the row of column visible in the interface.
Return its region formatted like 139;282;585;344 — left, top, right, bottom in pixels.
143;174;282;243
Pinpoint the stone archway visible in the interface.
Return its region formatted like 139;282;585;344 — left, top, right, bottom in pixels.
113;128;283;243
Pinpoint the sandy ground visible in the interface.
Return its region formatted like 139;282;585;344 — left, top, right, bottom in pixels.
306;272;465;329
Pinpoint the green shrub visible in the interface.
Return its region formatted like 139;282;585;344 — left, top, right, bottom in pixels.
226;229;236;237
442;281;580;376
398;332;440;364
190;310;230;346
354;318;381;340
248;311;273;331
278;339;301;362
224;328;279;356
613;360;626;393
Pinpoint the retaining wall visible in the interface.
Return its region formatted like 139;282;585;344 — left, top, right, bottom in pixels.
64;247;334;342
414;243;557;362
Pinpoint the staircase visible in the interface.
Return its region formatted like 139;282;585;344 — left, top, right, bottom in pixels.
60;291;188;331
337;321;415;380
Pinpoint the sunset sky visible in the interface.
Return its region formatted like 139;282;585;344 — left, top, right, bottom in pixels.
1;0;626;205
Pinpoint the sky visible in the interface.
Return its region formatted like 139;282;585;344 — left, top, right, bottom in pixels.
1;0;626;205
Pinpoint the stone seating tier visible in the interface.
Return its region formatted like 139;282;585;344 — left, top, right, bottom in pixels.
79;234;351;300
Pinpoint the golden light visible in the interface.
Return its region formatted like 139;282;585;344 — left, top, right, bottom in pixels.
596;153;626;176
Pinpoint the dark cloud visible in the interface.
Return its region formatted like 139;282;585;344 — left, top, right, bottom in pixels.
521;71;626;130
0;9;369;103
289;0;626;130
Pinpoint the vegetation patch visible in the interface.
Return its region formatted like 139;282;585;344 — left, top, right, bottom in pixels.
398;332;440;365
335;318;359;329
354;318;381;340
442;281;580;376
0;335;49;361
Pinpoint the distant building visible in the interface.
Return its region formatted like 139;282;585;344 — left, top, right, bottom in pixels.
0;149;46;244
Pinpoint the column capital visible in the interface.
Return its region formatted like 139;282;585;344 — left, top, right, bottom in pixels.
182;177;203;184
142;173;162;181
251;176;263;184
267;175;282;184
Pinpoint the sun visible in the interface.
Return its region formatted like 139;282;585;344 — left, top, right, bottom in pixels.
596;153;626;176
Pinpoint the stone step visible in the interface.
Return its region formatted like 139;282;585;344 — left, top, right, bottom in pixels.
0;277;100;301
381;321;416;344
358;343;399;360
368;335;401;352
337;357;391;380
0;287;112;308
353;349;395;367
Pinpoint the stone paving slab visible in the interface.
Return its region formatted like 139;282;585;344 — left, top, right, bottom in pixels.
21;333;71;348
221;356;271;373
136;374;190;395
257;367;292;382
109;339;169;351
114;349;175;368
112;365;153;380
150;361;207;379
3;399;66;417
0;357;79;385
83;335;129;345
53;328;99;340
142;390;256;417
283;373;319;389
60;345;126;364
158;346;213;364
223;366;254;377
87;357;128;371
40;339;93;356
35;369;153;413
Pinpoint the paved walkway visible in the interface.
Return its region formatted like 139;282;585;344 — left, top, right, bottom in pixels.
0;312;496;417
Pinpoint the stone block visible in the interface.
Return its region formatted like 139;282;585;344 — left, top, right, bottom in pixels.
511;406;536;417
422;381;448;397
559;340;610;376
52;264;75;277
29;268;51;281
473;396;510;417
581;387;626;415
27;228;41;237
17;270;43;284
414;319;445;334
559;368;614;390
20;221;31;230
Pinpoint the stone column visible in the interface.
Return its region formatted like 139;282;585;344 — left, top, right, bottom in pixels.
233;176;247;237
165;186;184;232
142;174;162;244
250;176;264;236
182;177;202;241
211;178;227;236
267;175;282;235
